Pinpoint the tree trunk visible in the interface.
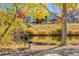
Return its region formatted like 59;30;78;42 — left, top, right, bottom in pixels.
61;3;67;45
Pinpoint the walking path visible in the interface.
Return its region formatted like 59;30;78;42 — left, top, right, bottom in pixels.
0;44;79;56
33;45;79;56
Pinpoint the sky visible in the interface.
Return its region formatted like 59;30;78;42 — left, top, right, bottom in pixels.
47;3;61;13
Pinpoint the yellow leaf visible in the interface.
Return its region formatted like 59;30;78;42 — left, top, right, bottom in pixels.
53;3;76;9
66;4;76;9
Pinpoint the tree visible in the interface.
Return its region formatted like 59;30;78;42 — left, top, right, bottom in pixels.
40;3;62;22
0;4;18;41
61;3;67;45
17;3;49;23
53;3;76;10
53;3;76;45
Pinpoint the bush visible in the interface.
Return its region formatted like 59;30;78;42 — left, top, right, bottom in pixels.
51;30;56;34
56;29;62;34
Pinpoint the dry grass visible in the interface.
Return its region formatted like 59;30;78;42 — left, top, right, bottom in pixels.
0;44;28;49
